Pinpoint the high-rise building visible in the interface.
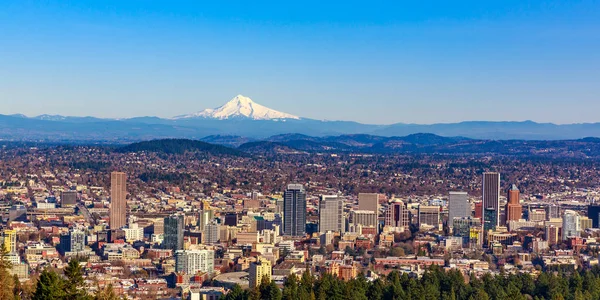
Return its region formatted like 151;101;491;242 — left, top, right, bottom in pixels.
546;225;559;245
587;205;600;228
249;258;272;288
2;229;17;253
529;209;547;223
204;220;220;244
474;202;483;219
283;184;306;236
448;192;469;229
8;205;27;222
350;210;377;228
319;195;344;233
59;229;85;254
547;204;561;220
562;210;581;240
110;172;127;230
164;214;184;251
452;217;482;247
385;200;409;231
358;193;379;215
505;184;522;223
175;249;215;275
123;223;144;242
60;191;78;207
580;216;593;231
198;209;214;232
483;208;497;232
418;205;440;229
224;213;238;227
482;172;500;228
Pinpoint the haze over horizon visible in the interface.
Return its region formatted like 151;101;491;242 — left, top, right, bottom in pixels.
1;1;599;125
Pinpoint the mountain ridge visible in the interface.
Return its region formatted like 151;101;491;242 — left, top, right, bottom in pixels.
4;95;600;140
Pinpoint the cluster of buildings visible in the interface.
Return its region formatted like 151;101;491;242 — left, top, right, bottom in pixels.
4;168;600;299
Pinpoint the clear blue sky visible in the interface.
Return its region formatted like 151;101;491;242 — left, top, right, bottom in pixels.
1;1;599;124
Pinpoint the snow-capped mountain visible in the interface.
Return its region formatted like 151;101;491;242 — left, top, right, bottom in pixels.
173;95;300;120
34;114;67;121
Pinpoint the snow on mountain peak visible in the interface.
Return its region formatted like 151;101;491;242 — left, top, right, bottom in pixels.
173;95;300;120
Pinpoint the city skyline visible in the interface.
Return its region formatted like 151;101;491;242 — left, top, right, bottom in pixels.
1;1;600;124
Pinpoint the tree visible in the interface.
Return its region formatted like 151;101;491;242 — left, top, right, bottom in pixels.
259;278;282;300
282;274;299;300
64;259;89;300
34;269;66;300
0;244;15;300
224;284;246;300
94;284;119;300
13;274;23;300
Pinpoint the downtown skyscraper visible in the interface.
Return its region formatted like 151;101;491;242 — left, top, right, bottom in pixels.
283;184;306;236
482;172;500;230
319;195;344;233
164;214;184;251
505;184;522;223
110;171;127;230
448;191;469;229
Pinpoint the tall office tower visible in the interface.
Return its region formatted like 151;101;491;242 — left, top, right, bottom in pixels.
562;210;581;240
319;195;344;233
164;214;184;251
452;217;482;247
350;210;378;227
276;198;285;214
483;208;497;232
385;200;409;231
249;258;272;288
110;172;127;230
283;184;307;236
224;213;238;227
175;249;215;275
198;209;214;231
587;205;600;228
547;204;561;220
529;209;547;222
153;218;165;235
580;216;593;230
474;202;483;219
60;191;78;207
482;172;500;227
448;192;469;229
8;205;27;222
59;229;85;254
505;184;523;223
358;193;379;215
2;229;17;253
418;205;440;228
546;225;559;245
204;220;220;244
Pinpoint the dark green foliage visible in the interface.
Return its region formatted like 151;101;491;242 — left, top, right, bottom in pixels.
219;266;600;300
116;138;243;155
33;269;66;300
64;259;89;300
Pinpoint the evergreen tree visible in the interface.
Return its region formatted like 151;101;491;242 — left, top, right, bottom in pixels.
282;274;298;300
64;259;89;300
94;284;119;300
224;284;246;300
34;269;66;300
0;244;14;300
13;274;23;300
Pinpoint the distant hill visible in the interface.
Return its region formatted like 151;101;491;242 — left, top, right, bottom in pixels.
200;135;255;148
115;139;243;156
238;141;301;154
